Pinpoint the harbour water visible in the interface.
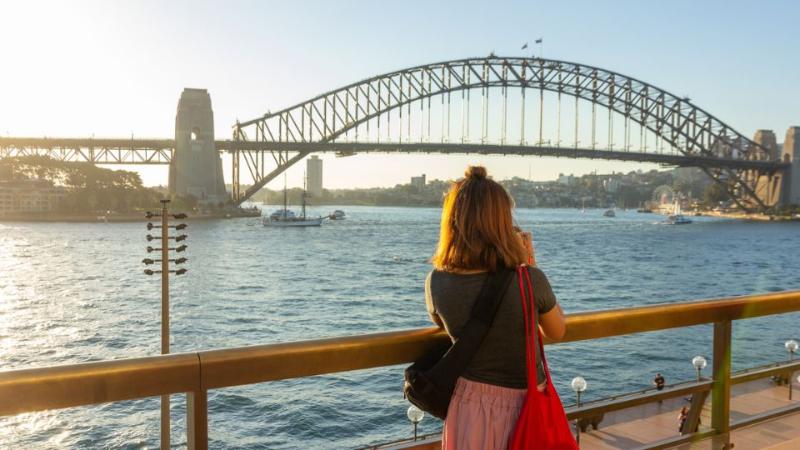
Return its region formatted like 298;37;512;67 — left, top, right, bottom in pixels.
1;207;799;449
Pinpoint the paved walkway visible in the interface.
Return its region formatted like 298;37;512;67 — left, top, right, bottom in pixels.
579;377;799;449
670;410;800;449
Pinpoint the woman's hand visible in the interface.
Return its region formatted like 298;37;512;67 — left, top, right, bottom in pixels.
519;231;536;266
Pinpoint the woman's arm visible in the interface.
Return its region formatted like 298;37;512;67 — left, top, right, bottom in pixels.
539;303;566;341
424;271;444;328
529;267;567;341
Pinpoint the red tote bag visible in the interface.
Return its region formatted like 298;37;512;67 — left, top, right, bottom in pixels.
508;266;579;449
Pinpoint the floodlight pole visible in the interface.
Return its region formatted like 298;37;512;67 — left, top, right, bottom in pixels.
160;199;170;450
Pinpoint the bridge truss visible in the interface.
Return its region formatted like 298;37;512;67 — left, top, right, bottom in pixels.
0;57;787;211
232;56;784;210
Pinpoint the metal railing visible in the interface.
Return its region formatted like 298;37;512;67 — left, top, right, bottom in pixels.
1;290;799;449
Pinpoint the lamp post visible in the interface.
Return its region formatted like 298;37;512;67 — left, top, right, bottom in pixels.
796;374;800;402
406;405;424;441
571;376;587;445
787;340;799;400
692;356;707;382
143;200;188;450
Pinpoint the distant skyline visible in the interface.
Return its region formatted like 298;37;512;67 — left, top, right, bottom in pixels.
1;0;797;189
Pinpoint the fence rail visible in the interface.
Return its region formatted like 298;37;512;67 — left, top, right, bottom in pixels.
1;290;799;449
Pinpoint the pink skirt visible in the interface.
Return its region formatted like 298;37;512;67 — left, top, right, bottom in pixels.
442;377;531;450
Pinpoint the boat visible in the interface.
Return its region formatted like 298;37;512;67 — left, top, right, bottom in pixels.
269;209;296;221
665;200;692;225
263;176;324;227
329;210;346;220
603;209;616;217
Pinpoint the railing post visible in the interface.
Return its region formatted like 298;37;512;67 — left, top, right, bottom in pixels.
187;390;208;450
712;320;732;448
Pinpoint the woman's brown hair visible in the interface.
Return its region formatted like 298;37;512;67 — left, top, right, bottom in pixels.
432;166;529;271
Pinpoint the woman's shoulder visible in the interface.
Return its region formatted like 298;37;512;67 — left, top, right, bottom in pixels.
427;269;486;298
525;265;550;282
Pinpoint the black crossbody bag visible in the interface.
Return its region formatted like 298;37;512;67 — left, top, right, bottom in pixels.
403;268;515;419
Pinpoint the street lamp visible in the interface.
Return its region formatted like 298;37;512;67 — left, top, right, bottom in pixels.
692;356;707;382
142;199;188;450
571;376;587;444
407;405;424;441
786;339;798;361
795;374;800;402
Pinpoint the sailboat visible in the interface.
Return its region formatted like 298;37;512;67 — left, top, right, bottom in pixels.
263;174;324;227
665;199;692;225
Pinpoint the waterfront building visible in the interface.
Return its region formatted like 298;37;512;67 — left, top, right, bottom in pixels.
557;174;575;185
0;179;66;217
410;174;426;189
306;155;323;197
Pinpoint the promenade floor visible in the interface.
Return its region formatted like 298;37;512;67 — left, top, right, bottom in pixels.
578;377;799;449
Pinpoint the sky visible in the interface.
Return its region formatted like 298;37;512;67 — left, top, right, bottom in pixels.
1;0;797;189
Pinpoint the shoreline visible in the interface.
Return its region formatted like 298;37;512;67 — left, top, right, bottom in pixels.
3;207;798;223
0;211;260;223
700;210;799;222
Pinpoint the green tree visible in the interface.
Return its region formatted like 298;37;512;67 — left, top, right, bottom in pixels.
703;183;730;205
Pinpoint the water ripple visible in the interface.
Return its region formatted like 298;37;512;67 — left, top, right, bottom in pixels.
1;207;799;448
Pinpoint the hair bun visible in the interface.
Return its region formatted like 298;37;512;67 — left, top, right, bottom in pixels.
465;165;487;180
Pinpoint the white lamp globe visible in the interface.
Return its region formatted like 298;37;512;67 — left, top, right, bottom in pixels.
785;340;799;353
692;356;707;370
407;405;424;424
571;376;587;393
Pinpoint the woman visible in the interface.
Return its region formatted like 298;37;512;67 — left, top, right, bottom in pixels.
425;165;567;450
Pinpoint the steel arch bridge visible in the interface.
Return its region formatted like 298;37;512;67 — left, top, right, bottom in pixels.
231;56;784;210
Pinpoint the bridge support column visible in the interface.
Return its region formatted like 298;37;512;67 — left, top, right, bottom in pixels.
751;130;783;208
169;88;229;206
782;127;800;206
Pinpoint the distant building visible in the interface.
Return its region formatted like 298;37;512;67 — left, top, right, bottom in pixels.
557;174;574;185
410;174;426;189
306;155;323;197
604;178;621;193
0;179;66;217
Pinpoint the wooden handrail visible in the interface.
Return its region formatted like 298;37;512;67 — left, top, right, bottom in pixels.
0;353;199;416
0;290;798;448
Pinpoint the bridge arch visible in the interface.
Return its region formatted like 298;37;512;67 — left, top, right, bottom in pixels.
232;56;779;210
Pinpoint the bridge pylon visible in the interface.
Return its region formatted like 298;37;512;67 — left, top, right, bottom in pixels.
782;127;800;205
169;88;228;206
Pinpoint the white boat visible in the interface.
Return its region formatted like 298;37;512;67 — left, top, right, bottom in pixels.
263;215;323;227
263;175;323;228
269;209;296;220
603;209;616;217
665;200;692;225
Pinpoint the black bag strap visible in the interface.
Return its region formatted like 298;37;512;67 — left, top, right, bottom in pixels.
428;268;515;380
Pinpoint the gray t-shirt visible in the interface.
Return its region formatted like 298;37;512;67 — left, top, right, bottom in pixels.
425;266;557;389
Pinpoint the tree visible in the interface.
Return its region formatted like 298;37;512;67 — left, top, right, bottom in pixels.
703;183;730;205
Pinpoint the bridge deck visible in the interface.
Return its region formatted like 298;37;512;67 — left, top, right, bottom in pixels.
0;137;788;172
